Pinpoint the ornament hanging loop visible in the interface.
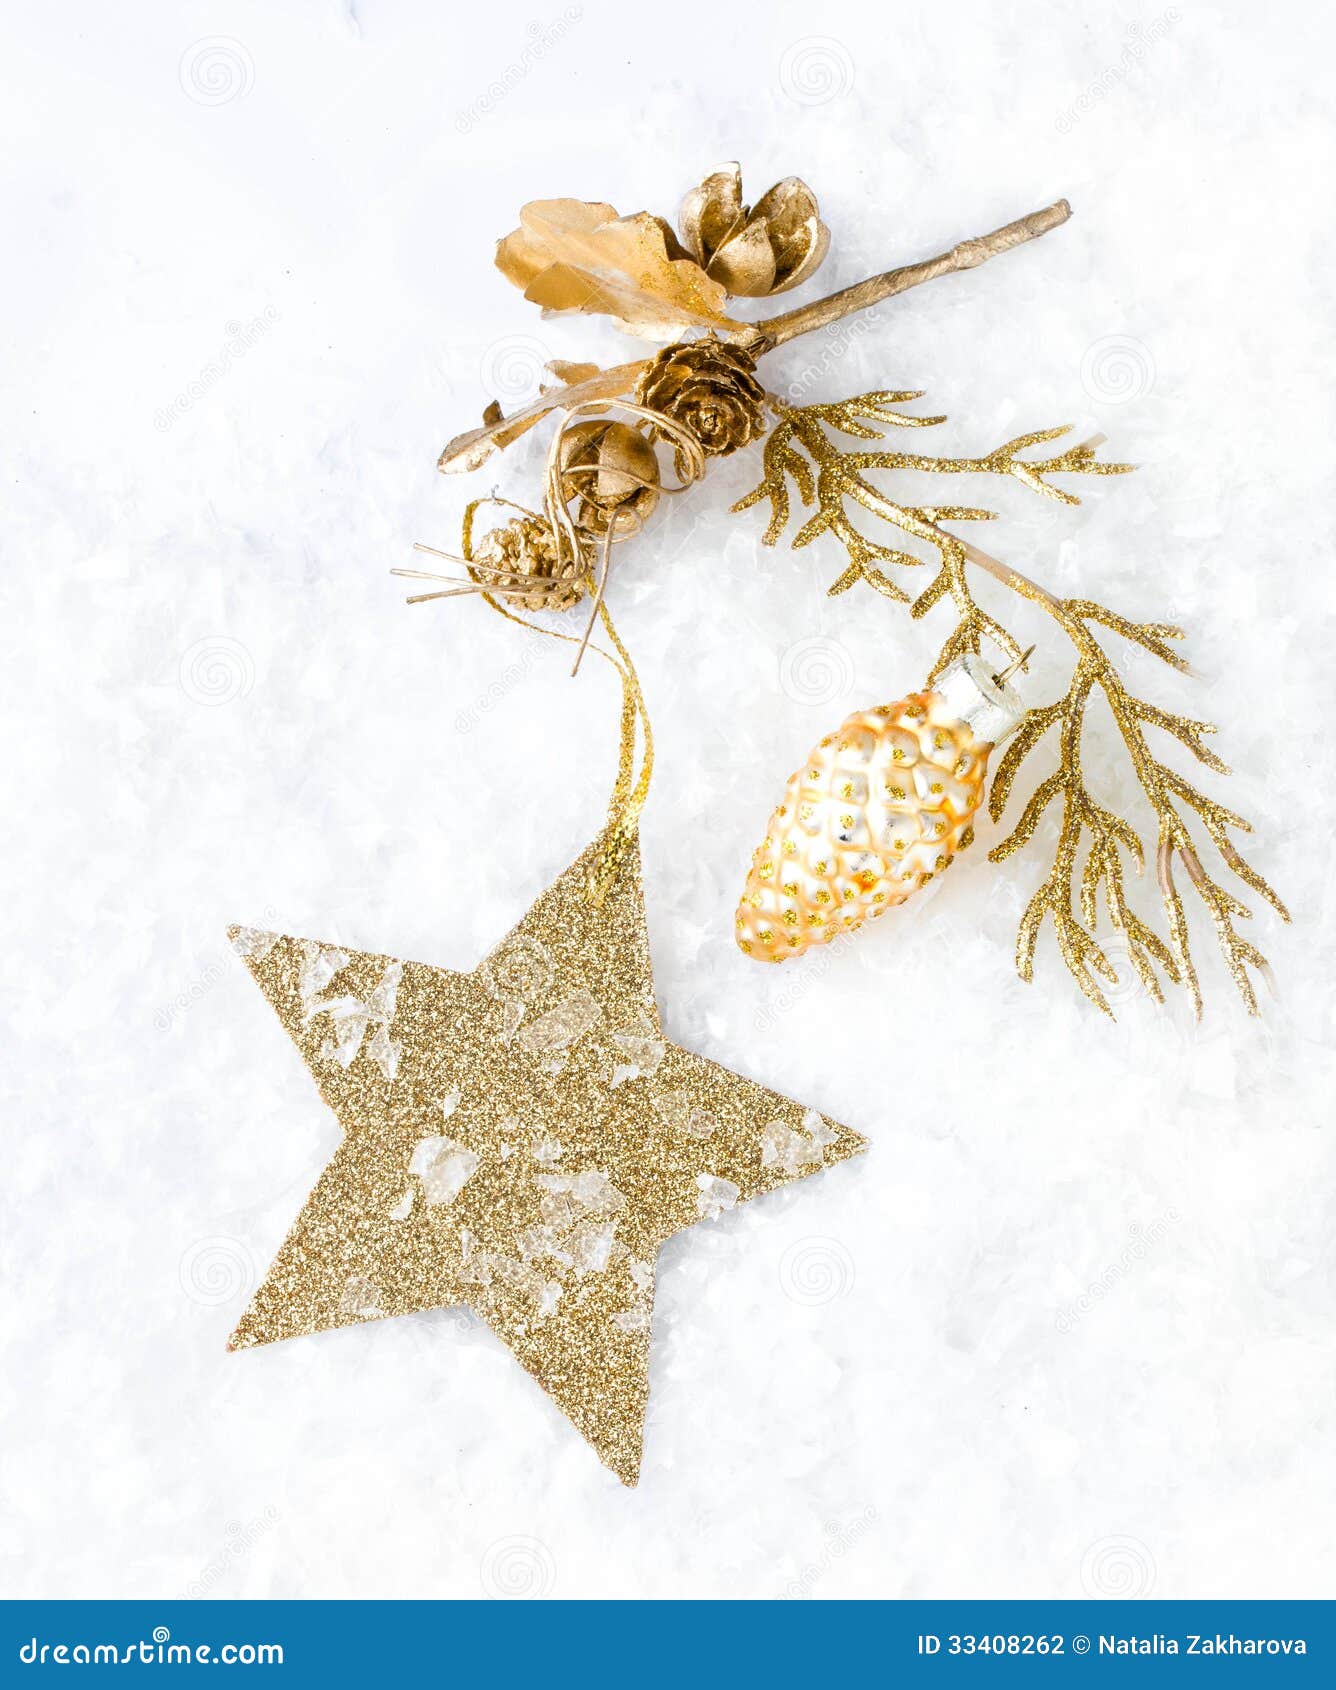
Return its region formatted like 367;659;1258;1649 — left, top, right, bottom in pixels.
993;645;1036;687
412;511;654;906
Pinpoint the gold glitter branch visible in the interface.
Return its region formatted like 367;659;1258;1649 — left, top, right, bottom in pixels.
733;396;1130;607
735;395;1287;1016
939;547;1289;1014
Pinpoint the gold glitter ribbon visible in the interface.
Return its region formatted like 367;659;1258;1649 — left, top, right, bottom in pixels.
460;498;653;906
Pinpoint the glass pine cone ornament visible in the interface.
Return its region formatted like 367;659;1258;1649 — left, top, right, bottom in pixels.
736;656;1024;961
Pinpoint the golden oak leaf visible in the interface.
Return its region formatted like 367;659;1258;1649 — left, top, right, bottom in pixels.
495;199;745;341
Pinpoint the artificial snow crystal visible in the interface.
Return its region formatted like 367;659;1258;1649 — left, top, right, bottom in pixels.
517;989;600;1056
409;1135;480;1206
695;1174;740;1220
230;926;279;961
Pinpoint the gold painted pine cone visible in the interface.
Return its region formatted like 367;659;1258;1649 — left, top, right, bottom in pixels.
635;337;766;474
679;164;830;297
557;419;661;539
472;514;588;613
736;656;1023;961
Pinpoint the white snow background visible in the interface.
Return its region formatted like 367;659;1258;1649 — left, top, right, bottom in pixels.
2;0;1334;1599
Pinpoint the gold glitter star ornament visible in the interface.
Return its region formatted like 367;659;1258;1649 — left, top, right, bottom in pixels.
228;828;864;1485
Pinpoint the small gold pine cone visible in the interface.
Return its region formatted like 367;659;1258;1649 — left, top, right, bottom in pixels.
736;658;1022;961
557;419;661;540
634;336;766;475
472;515;587;613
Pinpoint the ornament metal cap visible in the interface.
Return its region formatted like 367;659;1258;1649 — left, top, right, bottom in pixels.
934;652;1026;746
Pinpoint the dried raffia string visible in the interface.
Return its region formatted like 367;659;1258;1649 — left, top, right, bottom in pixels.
400;398;706;677
392;496;548;603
